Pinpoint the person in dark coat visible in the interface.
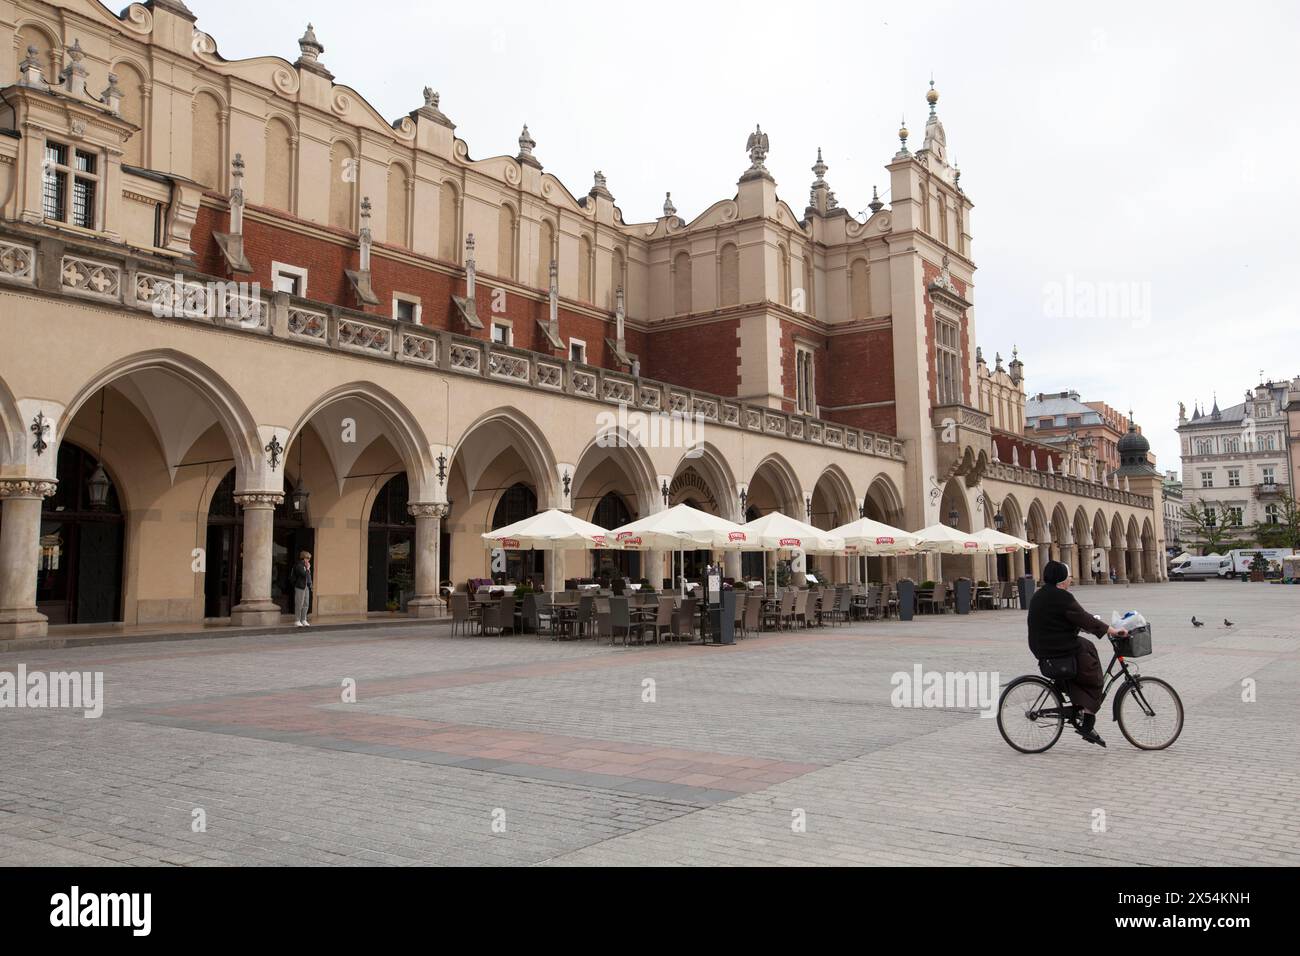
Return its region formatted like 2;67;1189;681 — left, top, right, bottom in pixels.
291;551;313;627
1027;560;1127;746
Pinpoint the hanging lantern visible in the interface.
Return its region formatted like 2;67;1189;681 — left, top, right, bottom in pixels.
994;511;1006;532
290;478;310;517
87;461;111;510
947;507;959;528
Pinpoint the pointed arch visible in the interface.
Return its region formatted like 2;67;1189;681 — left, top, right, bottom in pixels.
451;406;558;508
60;350;260;486
749;453;804;518
287;381;434;501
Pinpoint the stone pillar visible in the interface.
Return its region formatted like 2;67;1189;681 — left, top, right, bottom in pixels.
1076;541;1093;584
230;493;283;626
0;480;57;639
407;503;447;617
723;550;741;580
1129;548;1143;583
1061;542;1077;578
646;550;667;589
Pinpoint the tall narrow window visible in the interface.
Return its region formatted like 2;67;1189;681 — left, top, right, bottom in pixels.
850;259;870;319
44;142;98;229
795;346;815;415
935;315;961;405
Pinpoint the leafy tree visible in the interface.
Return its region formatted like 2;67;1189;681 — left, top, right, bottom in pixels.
1180;499;1246;554
1251;490;1300;550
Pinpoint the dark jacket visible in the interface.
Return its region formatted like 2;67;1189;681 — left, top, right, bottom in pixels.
290;561;312;591
1027;584;1108;658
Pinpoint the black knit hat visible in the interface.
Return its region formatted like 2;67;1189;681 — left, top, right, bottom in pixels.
1043;560;1071;585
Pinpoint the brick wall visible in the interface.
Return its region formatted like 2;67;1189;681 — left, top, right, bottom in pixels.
822;324;896;435
643;318;740;395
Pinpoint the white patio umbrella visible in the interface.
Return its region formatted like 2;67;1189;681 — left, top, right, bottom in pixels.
969;527;1038;553
830;516;920;555
482;509;614;595
913;522;983;583
608;503;749;596
739;511;844;597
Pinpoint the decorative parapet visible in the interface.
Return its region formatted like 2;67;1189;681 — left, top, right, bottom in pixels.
986;460;1153;509
4;228;907;464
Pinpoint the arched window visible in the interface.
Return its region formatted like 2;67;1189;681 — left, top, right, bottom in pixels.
492;483;541;583
191;92;223;189
329;141;356;230
497;204;516;279
850;258;870;319
719;243;739;307
592;493;640;580
673;250;692;315
37;442;123;625
578;234;594;304
264;117;294;211
113;63;146;167
492;483;538;530
386;163;410;246
367;473;414;612
537;220;555;288
438;181;459;261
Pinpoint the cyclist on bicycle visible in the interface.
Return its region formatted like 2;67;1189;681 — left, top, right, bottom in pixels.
1027;560;1127;747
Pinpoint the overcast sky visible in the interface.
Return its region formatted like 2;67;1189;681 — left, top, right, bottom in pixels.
192;0;1300;471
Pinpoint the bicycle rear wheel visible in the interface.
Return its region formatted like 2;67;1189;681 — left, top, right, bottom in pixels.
1115;676;1184;750
997;676;1064;753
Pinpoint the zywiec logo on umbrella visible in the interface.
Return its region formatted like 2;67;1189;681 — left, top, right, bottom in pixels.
779;537;802;548
617;535;643;546
727;532;748;543
844;545;860;554
876;536;895;545
963;541;979;549
500;538;520;549
591;535;607;547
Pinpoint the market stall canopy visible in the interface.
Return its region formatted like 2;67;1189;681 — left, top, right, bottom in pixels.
969;527;1038;553
481;509;612;550
740;511;845;554
829;516;920;555
912;523;984;554
608;503;750;551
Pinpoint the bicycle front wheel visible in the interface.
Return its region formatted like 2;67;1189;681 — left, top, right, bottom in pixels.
1115;676;1184;750
997;676;1064;754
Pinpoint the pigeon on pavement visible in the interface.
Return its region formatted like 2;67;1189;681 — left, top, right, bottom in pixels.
1191;617;1204;628
1224;619;1235;627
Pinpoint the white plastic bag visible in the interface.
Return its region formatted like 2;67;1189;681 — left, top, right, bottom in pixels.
1112;609;1147;630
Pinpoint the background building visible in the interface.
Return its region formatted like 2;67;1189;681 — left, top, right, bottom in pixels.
0;1;1166;638
1025;389;1142;475
1177;381;1293;546
1162;470;1184;554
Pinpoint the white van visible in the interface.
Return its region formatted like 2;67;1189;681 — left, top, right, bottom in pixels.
1169;555;1233;580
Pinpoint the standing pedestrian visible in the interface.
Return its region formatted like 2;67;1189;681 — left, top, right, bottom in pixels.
292;551;313;627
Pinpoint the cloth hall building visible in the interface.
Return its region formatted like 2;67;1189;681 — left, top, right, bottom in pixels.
0;0;1166;639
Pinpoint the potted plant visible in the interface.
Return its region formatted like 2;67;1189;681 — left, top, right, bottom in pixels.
1249;551;1268;583
390;568;415;612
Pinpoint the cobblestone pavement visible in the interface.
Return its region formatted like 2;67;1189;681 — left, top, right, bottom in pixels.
1;582;1296;866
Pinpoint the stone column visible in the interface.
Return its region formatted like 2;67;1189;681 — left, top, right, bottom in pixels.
0;480;57;639
1076;541;1093;584
723;550;741;580
407;503;447;617
1061;542;1077;578
230;492;283;626
1129;548;1143;583
646;550;667;589
1095;545;1110;583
